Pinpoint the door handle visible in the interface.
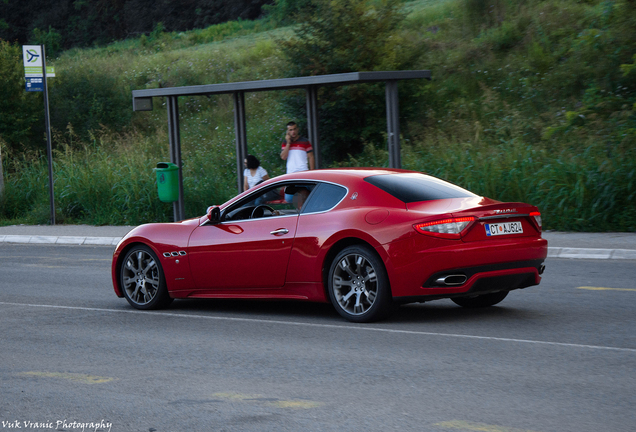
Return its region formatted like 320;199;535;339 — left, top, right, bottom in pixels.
270;228;289;235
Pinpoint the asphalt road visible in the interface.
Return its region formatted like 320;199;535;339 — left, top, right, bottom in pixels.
0;244;634;432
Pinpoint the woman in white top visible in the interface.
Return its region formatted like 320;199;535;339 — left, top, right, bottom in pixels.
243;154;269;190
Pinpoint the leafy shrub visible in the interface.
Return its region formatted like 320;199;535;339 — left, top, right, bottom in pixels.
461;0;507;36
49;64;132;141
263;0;314;24
0;40;43;152
30;26;62;57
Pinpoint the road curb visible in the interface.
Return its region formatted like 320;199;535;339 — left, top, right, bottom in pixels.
1;235;635;259
547;247;636;260
0;235;121;246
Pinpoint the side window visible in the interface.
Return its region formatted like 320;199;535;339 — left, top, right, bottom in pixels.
222;183;317;221
302;183;347;214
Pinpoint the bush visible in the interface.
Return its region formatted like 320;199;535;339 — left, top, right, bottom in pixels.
30;26;62;57
263;0;314;24
0;40;43;152
49;63;132;141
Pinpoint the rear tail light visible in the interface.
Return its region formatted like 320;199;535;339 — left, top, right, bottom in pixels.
530;211;542;230
414;216;475;238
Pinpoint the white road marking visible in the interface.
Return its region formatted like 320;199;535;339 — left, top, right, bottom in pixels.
1;301;635;353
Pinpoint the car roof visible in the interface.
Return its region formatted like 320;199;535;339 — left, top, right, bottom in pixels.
273;167;418;182
222;168;422;208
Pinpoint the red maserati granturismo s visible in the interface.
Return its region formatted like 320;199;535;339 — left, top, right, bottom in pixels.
112;168;547;322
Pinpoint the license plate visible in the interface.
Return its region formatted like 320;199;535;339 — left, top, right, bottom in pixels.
485;221;523;236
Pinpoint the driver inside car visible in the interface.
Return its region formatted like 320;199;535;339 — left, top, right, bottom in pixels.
224;184;314;221
261;188;307;217
291;188;309;211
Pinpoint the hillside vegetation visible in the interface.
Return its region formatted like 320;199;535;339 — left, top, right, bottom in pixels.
0;0;271;53
0;0;635;231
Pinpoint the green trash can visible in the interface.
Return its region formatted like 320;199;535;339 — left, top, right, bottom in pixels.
155;162;179;203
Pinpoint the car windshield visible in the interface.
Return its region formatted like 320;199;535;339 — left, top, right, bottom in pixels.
365;173;477;203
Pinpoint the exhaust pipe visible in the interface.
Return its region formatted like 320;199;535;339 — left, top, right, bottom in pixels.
435;274;467;286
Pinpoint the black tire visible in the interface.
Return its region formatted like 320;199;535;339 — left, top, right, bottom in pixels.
327;245;393;323
120;245;173;310
451;290;509;308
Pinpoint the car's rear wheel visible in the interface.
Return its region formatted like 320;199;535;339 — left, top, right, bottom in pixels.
120;245;172;310
328;245;392;323
451;290;509;308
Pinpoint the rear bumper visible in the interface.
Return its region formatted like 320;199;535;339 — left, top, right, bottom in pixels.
393;259;543;304
384;235;547;299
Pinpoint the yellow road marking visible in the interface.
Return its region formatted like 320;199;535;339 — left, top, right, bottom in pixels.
20;371;116;384
434;420;541;432
578;286;636;292
210;392;322;409
266;400;322;409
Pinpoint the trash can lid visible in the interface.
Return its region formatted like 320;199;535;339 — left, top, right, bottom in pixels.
156;162;178;170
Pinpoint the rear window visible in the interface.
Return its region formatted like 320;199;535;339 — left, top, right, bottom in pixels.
365;173;477;203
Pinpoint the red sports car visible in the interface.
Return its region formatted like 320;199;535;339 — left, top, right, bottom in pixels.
112;168;547;322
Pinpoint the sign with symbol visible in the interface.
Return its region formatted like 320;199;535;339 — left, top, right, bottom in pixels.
23;45;42;76
22;45;55;77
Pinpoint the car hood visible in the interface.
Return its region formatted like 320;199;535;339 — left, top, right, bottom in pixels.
118;217;201;247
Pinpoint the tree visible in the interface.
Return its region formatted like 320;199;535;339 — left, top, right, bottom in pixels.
282;0;406;76
280;0;421;164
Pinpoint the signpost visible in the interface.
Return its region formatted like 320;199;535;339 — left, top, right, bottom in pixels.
23;45;55;225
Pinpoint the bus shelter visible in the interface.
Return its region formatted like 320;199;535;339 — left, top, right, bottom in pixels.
132;70;431;221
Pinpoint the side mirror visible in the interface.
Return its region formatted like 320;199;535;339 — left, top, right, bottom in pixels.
206;206;221;224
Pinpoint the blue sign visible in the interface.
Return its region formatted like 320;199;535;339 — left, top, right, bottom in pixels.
25;77;44;92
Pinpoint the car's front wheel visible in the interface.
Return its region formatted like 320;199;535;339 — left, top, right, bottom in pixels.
327;245;392;323
120;245;173;310
451;290;509;308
